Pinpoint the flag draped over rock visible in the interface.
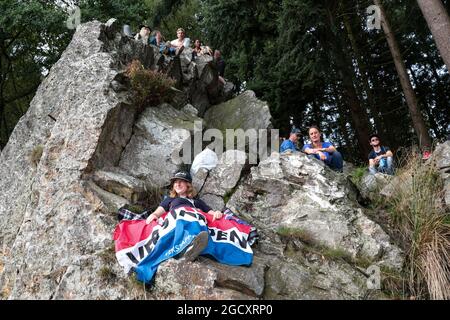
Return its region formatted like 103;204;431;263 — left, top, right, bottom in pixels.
114;206;255;283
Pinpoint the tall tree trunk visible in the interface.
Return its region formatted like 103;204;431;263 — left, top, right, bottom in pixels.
374;0;432;149
417;0;450;72
342;10;387;144
332;85;353;152
408;62;441;137
324;5;372;160
408;65;441;137
311;99;323;127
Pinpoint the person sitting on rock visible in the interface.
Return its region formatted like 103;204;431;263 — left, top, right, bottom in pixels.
149;30;172;55
280;128;301;154
192;39;212;59
302;125;343;172
134;24;152;45
368;134;394;175
145;170;223;261
214;49;226;85
166;27;191;56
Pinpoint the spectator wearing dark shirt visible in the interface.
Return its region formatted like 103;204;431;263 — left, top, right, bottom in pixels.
144;170;223;262
135;24;152;45
214;50;226;85
146;170;223;224
368;134;394;175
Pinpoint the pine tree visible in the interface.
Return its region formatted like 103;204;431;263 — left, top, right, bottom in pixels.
417;0;450;72
373;0;432;150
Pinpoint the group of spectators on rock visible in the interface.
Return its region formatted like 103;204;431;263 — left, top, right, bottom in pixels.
280;126;395;175
129;24;225;83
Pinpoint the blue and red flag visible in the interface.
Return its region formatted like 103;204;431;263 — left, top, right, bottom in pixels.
113;206;254;283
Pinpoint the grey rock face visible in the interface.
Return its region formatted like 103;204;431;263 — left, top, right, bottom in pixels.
152;259;255;300
192;168;209;193
227;153;403;299
204;90;272;132
181;103;199;117
432;141;450;172
199;256;266;297
118;103;203;188
432;141;450;208
200;194;225;211
0;20;146;299
201;150;246;197
360;172;392;200
84;180;129;213
0;19;405;300
91;168;147;203
177;49;225;115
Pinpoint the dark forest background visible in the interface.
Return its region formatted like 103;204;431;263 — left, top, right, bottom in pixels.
1;0;449;163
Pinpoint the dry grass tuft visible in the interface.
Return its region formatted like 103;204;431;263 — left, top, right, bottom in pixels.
29;144;44;168
387;147;450;300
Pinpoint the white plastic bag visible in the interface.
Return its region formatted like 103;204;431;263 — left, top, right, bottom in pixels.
190;148;219;176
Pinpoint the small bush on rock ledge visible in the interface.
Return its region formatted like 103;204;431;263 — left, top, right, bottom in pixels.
29;144;44;168
126;60;176;109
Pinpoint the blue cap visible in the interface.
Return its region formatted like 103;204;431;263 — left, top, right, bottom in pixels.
291;128;301;135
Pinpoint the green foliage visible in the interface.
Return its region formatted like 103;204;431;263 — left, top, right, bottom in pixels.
147;0;204;44
132;185;164;213
1;0;449;166
222;186;237;205
379;265;408;300
350;166;368;188
98;266;116;282
77;0;152;30
98;244;117;283
278;225;374;268
0;0;73;149
201;0;280;88
125;60;176;109
200;0;449;162
276;226;315;245
98;244;117;266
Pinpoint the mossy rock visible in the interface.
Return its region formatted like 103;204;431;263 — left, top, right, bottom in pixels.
203;90;272;133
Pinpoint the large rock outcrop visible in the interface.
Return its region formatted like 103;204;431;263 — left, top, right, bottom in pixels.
225;152;403;299
0;19;404;300
0;19;167;299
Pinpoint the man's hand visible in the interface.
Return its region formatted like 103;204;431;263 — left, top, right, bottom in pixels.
146;213;159;224
374;155;382;164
